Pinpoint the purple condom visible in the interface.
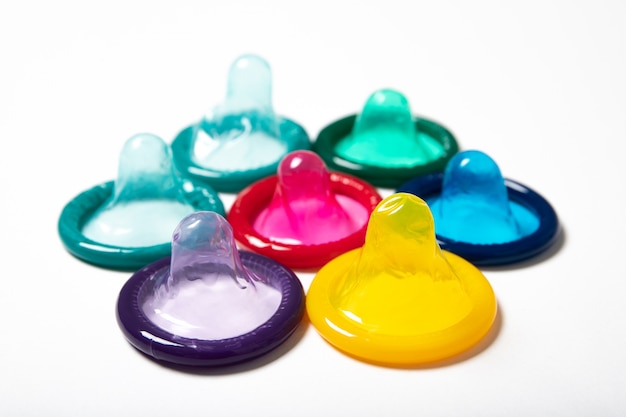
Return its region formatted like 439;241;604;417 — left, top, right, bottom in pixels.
116;211;305;367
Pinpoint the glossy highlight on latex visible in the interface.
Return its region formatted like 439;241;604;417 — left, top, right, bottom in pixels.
229;150;382;269
58;133;225;270
306;193;497;366
313;89;459;188
171;54;310;192
116;211;305;367
397;150;560;266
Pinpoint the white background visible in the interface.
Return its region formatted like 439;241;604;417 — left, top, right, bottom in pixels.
2;1;625;416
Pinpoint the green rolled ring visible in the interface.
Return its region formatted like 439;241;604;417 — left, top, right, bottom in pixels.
314;114;459;189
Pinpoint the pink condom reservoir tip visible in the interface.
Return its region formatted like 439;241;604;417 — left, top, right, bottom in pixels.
253;151;367;245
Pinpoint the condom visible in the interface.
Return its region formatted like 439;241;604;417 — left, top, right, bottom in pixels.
171;54;310;192
228;150;382;269
313;89;459;188
116;211;305;367
397;150;559;265
306;193;497;366
58;133;224;270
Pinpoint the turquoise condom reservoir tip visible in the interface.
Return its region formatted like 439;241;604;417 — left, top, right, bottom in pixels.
171;54;310;193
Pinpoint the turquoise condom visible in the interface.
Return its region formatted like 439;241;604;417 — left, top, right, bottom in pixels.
171;54;310;193
58;133;225;270
314;89;459;188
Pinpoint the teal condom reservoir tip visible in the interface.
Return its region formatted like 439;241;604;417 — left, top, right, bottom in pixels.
171;54;310;193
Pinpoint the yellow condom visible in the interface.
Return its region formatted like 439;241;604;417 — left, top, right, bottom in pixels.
306;193;497;366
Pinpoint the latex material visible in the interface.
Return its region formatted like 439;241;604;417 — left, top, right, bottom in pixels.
254;151;369;244
171;54;310;193
58;133;225;270
313;89;459;188
229;150;382;269
306;193;497;366
116;211;305;367
397;150;560;266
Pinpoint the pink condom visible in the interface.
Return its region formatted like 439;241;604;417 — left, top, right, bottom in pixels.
229;150;382;270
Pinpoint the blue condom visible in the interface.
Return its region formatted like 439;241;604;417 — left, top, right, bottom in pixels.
397;150;560;266
58;133;225;270
171;54;310;193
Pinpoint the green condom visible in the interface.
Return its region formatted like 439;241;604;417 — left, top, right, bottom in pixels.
314;89;459;188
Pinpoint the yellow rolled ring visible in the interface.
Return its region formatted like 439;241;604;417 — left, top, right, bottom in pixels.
306;193;497;366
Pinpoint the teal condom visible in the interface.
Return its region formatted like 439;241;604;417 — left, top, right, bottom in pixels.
58;133;225;270
314;89;459;188
82;134;198;247
171;54;310;193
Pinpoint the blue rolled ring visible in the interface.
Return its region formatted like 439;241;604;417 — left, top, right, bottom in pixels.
58;181;225;270
397;173;560;266
116;252;305;367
